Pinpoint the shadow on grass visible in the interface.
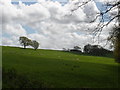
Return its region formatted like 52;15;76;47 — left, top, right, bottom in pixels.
2;68;52;88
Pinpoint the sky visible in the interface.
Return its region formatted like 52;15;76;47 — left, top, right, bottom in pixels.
0;0;118;50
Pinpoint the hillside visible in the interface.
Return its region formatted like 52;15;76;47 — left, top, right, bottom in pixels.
2;46;119;88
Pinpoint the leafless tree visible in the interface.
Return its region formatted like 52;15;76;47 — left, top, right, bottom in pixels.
68;0;120;62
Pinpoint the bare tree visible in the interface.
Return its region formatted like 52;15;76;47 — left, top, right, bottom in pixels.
68;0;120;62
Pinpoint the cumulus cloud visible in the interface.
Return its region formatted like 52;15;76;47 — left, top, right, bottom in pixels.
1;0;113;50
3;24;27;36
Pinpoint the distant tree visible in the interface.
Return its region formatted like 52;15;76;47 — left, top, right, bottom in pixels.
63;48;67;51
83;44;112;56
70;46;82;53
19;36;39;50
63;48;71;52
19;36;31;49
84;44;91;53
74;46;81;51
31;40;39;50
89;45;104;56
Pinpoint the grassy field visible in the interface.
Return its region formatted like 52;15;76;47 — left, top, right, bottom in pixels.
2;46;119;88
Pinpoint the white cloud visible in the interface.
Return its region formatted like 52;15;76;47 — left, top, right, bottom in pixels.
1;0;114;50
3;24;27;36
20;3;51;24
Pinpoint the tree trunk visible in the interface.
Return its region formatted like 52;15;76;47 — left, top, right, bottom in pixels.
114;36;120;63
114;5;120;63
24;43;26;49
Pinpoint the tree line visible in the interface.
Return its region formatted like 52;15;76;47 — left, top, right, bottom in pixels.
63;44;113;57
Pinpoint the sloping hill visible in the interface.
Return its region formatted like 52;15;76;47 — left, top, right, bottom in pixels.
2;46;119;88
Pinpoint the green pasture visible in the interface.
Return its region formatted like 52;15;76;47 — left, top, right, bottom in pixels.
2;46;119;88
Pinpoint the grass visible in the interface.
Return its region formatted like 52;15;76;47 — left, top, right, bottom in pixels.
2;46;119;88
